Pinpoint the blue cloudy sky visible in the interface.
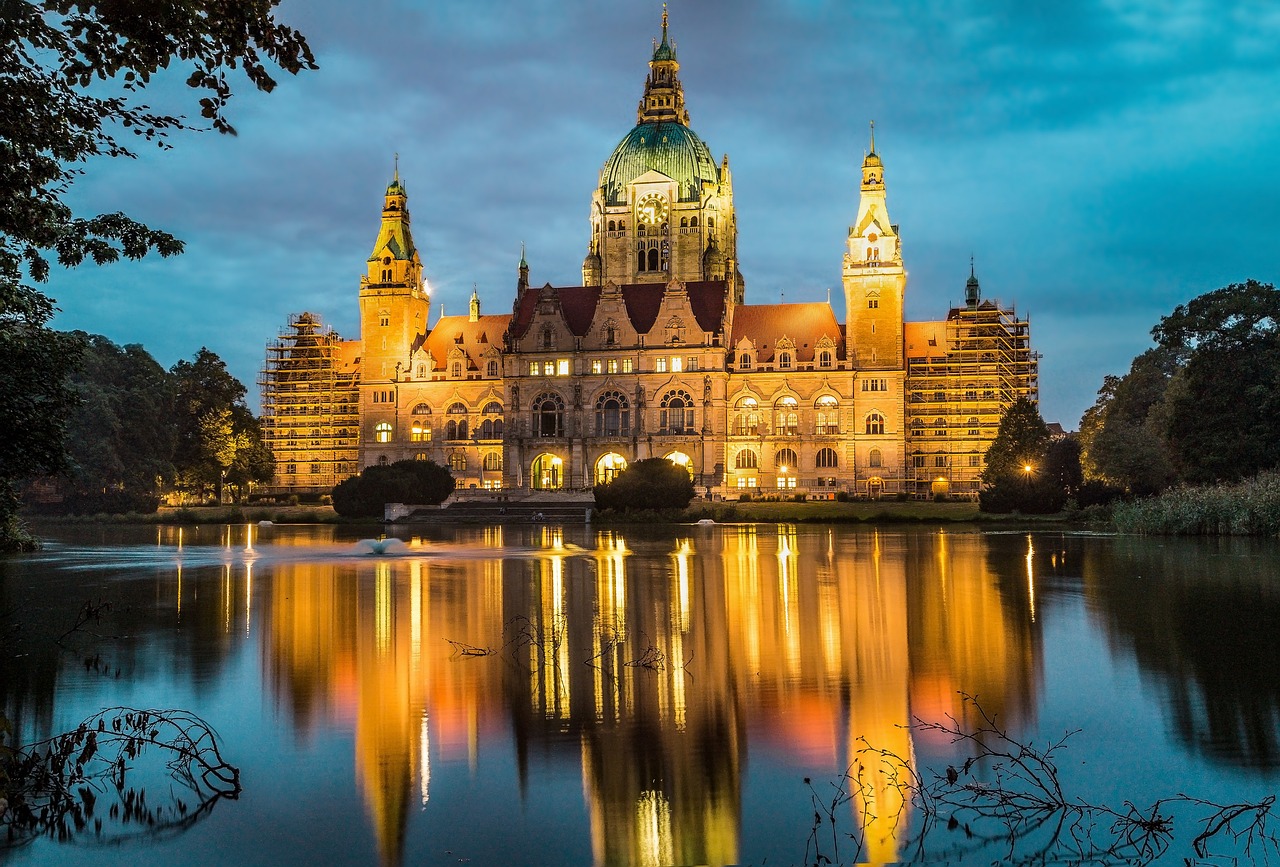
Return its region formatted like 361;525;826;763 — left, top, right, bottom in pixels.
45;0;1280;427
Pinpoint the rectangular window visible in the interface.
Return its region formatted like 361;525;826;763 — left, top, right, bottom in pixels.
935;456;947;467
656;357;668;373
913;455;925;468
557;359;570;376
969;454;982;467
868;298;879;309
530;361;540;375
687;357;698;371
622;359;633;373
608;359;619;373
671;357;682;373
591;360;603;374
543;361;555;376
777;476;797;489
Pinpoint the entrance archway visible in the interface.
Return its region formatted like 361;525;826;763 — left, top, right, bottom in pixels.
868;476;883;499
664;451;694;479
531;454;564;491
595;452;628;485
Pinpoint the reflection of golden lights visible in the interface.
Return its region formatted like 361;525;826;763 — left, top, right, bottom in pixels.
376;563;392;655
223;563;232;634
635;790;674;867
245;560;253;635
419;710;430;806
1026;534;1036;623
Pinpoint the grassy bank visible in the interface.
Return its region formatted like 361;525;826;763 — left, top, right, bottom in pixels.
1112;472;1280;536
30;504;342;525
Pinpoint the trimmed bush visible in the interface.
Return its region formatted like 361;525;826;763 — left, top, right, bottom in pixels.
594;458;695;512
331;459;456;518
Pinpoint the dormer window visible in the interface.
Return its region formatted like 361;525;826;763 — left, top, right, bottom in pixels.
778;351;793;370
819;350;833;368
738;352;753;370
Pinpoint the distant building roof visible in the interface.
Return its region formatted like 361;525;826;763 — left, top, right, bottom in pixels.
731;303;845;362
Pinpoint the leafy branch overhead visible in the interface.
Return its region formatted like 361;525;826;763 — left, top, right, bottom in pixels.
2;0;316;285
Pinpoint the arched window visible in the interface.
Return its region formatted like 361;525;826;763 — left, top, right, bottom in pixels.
608;220;616;231
448;402;467;414
735;449;758;470
733;397;760;436
637;247;647;272
660;389;694;434
707;216;715;229
775;447;799;470
680;216;688;227
690;216;699;228
595;390;630;437
531;453;563;490
818;350;833;368
648;248;659;271
451;362;462;378
868;448;883;468
487;360;498;377
449;452;467;473
374;422;393;443
542;328;554;350
778;351;792;370
816;447;839;468
865;412;886;436
533;392;564;438
411;418;431;442
479;418;495;439
595;452;628;485
483;401;502;415
445;419;468;440
815;395;840;435
483;452;503;472
738;352;753;370
774;396;799;436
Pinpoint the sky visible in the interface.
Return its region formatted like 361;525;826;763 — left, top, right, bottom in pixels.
44;0;1280;427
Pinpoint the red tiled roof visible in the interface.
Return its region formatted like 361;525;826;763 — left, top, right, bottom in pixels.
730;303;844;362
423;314;510;368
507;280;730;339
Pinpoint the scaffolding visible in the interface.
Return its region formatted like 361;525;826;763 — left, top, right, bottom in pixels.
260;312;361;496
905;300;1039;497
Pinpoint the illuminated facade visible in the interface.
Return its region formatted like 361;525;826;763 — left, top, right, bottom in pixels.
262;11;1037;498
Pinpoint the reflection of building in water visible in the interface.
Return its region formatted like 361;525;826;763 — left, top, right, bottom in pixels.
263;548;508;867
258;525;1041;866
503;528;742;867
718;526;1040;863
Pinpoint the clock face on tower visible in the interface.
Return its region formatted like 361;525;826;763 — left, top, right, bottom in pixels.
635;192;669;226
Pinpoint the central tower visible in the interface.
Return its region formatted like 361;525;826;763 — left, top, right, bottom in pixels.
583;9;741;297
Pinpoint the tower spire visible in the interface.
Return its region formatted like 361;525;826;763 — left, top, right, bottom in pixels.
869;120;876;155
638;4;687;124
393;152;399;183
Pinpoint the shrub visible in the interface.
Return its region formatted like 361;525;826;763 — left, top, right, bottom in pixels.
594;458;695;512
979;474;1068;514
331;459;456;518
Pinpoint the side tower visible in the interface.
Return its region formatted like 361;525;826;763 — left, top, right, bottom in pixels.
842;126;905;369
583;9;741;296
358;171;430;466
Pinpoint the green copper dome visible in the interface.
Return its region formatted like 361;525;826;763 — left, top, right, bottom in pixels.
600;122;718;205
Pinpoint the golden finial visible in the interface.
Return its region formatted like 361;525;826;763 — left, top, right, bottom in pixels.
663;3;669;31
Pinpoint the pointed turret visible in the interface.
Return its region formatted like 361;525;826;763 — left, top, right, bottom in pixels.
843;122;906;368
517;244;530;295
637;5;690;125
366;163;424;292
469;284;481;322
965;258;982;309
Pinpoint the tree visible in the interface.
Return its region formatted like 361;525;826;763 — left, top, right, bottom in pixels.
171;348;270;502
981;398;1050;485
594;458;695;512
35;334;174;514
0;2;313;546
979;399;1065;514
331;461;456;519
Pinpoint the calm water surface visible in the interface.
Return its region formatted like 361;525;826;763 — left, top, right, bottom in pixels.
2;522;1279;865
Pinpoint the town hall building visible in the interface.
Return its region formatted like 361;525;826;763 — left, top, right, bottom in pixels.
261;12;1037;500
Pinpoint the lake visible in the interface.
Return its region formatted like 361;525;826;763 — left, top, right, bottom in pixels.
2;522;1279;865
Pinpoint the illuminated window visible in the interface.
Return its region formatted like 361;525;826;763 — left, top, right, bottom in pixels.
450;452;467;472
595;391;630;436
774;396;799;436
529;361;539;376
671;357;683;372
733;397;760;436
660;389;694;433
592;360;603;374
607;359;619;373
483;452;503;472
815;395;840;435
411;421;431;442
865;412;886;436
735;449;758;470
656;357;668;373
451;362;462;378
778;351;792;370
374;422;393;443
665;451;693;479
818;350;833;368
543;361;554;376
775;448;798;470
557;359;569;376
595;452;628;484
622;359;633;373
